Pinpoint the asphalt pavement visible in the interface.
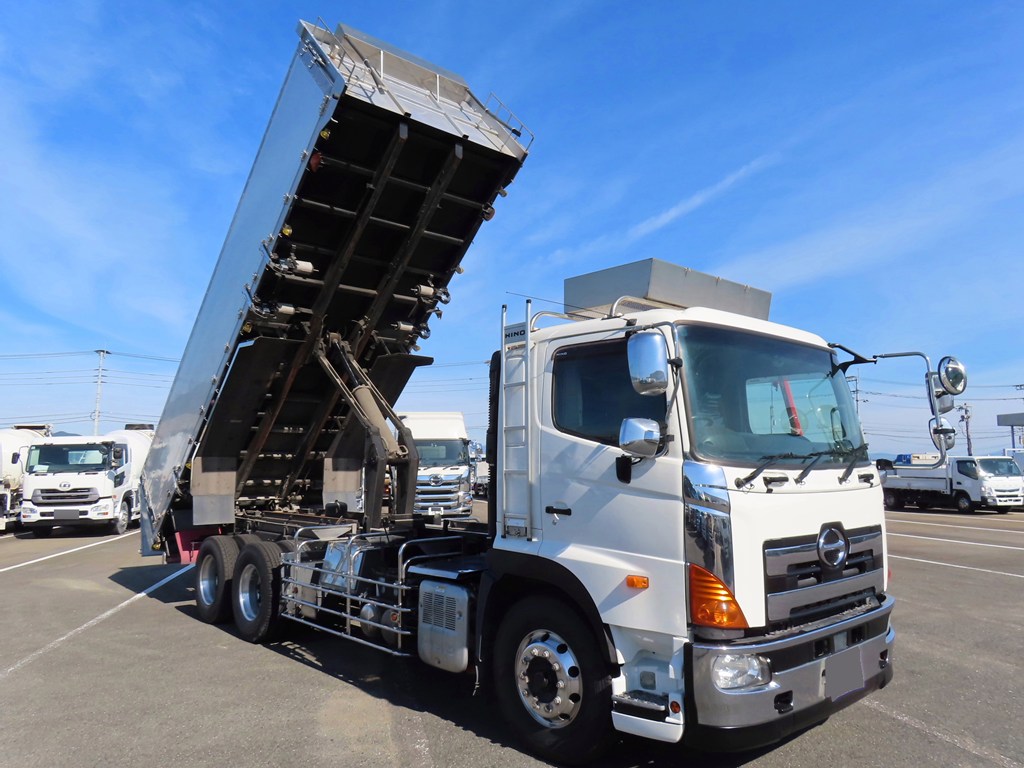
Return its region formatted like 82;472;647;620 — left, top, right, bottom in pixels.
0;508;1021;768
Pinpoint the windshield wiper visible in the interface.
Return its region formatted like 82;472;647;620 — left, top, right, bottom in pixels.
838;444;870;484
735;449;843;488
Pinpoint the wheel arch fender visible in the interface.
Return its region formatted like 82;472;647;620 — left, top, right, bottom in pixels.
476;550;618;671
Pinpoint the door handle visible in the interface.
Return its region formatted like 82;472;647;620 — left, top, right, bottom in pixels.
545;505;572;516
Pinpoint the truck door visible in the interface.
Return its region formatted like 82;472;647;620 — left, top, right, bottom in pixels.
536;335;688;635
954;459;979;499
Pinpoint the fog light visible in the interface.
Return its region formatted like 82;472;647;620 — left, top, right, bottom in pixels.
711;653;771;690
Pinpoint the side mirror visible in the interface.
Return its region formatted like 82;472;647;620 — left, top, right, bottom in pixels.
10;452;19;464
934;391;955;415
627;332;670;396
619;418;661;458
112;447;125;461
937;356;967;396
930;417;956;451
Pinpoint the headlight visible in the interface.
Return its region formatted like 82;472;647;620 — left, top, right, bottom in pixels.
710;653;771;690
980;484;994;495
90;499;113;515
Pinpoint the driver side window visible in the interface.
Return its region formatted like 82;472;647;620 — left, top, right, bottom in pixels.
551;338;665;445
956;460;978;480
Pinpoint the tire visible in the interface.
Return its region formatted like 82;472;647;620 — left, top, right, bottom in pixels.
109;501;130;535
31;526;53;539
195;536;241;624
882;490;903;510
493;596;615;765
232;542;285;643
955;493;974;514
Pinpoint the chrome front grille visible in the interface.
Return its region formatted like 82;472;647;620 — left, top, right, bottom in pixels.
32;488;99;506
413;479;464;512
764;526;884;628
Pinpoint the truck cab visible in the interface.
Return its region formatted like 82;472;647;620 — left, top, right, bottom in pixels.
492;272;895;750
20;427;154;537
399;412;475;519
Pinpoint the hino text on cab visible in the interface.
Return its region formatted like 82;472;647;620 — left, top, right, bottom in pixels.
138;20;969;764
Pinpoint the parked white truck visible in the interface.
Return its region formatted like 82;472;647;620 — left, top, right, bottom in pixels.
400;412;475;518
137;20;968;764
1;425;51;533
19;426;154;537
881;455;1023;513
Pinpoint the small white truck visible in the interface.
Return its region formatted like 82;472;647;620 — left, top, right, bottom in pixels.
400;412;475;518
881;455;1023;513
1;425;51;533
19;426;154;537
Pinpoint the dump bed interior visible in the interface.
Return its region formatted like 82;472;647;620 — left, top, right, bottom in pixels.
141;21;528;555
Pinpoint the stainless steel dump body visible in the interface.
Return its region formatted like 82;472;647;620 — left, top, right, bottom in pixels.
141;21;528;555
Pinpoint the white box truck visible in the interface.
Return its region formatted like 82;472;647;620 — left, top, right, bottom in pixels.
882;455;1023;513
1;424;51;533
137;19;968;764
19;425;154;537
399;412;475;518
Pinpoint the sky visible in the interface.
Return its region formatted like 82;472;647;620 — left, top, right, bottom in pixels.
0;1;1022;458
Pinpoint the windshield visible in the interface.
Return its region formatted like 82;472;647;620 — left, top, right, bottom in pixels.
26;443;111;474
978;458;1022;477
415;439;469;468
676;324;866;467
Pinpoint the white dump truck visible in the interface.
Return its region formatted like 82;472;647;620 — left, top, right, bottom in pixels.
882;455;1023;513
138;19;968;764
399;412;475;518
1;424;51;533
19;425;154;537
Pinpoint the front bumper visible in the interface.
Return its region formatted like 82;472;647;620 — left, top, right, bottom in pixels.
685;597;895;752
20;502;116;527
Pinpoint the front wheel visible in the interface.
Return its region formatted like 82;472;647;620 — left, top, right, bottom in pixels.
110;502;130;535
31;526;54;539
882;490;904;510
955;493;974;514
493;596;615;765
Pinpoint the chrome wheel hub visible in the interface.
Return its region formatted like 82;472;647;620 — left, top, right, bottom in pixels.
514;629;582;727
237;563;262;622
197;555;218;606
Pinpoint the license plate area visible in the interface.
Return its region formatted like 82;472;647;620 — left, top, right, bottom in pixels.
825;647;865;701
55;509;82;521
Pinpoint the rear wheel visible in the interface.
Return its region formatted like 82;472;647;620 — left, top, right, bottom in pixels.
195;536;240;624
232;542;285;643
493;596;615;765
955;493;974;514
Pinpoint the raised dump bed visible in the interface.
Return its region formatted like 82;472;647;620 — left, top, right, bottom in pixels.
141;21;529;560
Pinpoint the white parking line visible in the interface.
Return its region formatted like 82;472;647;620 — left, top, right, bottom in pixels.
863;699;1022;768
0;531;139;574
890;555;1024;579
888;533;1024;551
888;520;1024;535
0;564;193;680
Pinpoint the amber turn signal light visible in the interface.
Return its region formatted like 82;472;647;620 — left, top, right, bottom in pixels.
689;564;749;629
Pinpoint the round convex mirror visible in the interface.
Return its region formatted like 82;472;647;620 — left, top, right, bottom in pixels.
937;356;967;396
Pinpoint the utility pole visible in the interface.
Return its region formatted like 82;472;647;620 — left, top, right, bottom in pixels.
957;403;973;456
92;349;110;436
845;375;860;415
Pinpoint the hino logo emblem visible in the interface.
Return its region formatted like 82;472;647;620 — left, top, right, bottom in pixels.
429;474;444;486
58;482;72;490
817;527;848;569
